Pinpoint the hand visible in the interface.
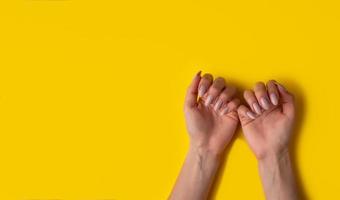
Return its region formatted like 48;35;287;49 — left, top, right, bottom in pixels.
237;81;295;160
237;81;298;200
170;71;241;200
184;71;240;156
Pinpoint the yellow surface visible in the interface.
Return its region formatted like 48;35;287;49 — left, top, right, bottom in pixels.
0;0;339;199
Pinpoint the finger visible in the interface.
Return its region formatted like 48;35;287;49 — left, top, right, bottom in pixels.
220;98;240;115
275;82;295;117
243;90;262;115
198;73;213;97
237;105;256;126
213;86;237;111
267;80;279;106
204;77;226;106
185;71;202;108
254;82;271;110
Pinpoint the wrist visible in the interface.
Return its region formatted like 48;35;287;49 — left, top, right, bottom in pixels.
259;149;290;164
257;148;298;200
256;146;290;162
258;148;291;170
189;139;227;159
188;145;223;165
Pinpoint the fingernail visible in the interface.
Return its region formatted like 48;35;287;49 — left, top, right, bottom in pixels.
214;99;223;111
198;86;206;97
247;111;256;119
260;97;270;110
270;93;278;105
252;103;262;114
196;71;202;76
205;95;213;106
220;107;229;115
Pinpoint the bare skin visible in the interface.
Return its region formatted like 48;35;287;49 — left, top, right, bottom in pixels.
169;72;240;200
238;80;298;200
170;72;299;200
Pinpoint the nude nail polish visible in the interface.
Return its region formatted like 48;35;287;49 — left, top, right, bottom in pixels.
220;107;229;115
205;95;213;106
198;86;206;97
260;97;270;110
247;111;256;119
214;99;223;111
253;103;262;114
270;93;279;105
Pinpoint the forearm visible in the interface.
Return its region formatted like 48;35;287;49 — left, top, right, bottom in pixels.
169;146;221;200
258;150;298;200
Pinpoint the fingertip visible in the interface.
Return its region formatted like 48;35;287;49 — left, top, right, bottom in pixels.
254;81;265;90
270;93;279;105
196;70;202;77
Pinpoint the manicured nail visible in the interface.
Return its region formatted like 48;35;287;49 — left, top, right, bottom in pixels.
260;97;270;110
205;95;213;106
270;93;278;105
252;103;262;114
214;99;223;111
247;111;256;119
198;86;206;97
220;107;229;115
196;71;202;76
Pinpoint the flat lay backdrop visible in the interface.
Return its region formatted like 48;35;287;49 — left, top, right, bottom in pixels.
0;0;339;199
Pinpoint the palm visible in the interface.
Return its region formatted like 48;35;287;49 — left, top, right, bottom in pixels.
184;72;240;155
241;106;293;158
185;101;238;153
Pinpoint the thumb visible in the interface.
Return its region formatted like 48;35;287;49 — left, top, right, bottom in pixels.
237;105;256;126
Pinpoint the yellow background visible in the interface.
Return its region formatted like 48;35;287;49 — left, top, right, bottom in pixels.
0;0;339;199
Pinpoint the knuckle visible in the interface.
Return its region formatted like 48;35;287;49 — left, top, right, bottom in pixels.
267;79;276;84
214;77;225;83
202;73;213;81
221;89;232;99
254;81;265;89
266;80;275;87
213;79;225;88
227;86;237;94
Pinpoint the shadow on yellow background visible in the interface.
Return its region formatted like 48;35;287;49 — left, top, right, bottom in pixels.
0;0;340;199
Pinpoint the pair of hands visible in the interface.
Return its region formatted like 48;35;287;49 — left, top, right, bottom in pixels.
184;71;295;161
170;71;298;200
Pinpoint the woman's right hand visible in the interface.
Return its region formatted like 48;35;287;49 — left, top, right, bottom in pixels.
237;81;295;160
